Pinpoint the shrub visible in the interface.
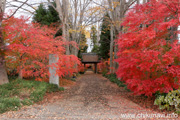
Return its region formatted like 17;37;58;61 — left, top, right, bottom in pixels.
70;78;76;81
102;71;108;77
154;89;180;112
58;87;65;91
47;84;64;93
104;73;128;90
79;64;85;74
79;71;85;74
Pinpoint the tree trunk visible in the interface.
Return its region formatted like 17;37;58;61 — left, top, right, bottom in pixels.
62;22;66;41
18;67;23;79
137;0;139;4
170;26;177;43
110;24;114;74
143;0;147;3
65;23;70;55
113;44;118;73
0;30;9;84
0;64;9;85
113;30;119;73
62;22;70;55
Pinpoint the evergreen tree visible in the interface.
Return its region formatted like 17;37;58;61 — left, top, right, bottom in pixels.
78;30;88;59
90;25;99;53
91;25;97;45
33;2;60;26
33;2;62;37
47;3;60;25
33;4;48;25
99;14;111;60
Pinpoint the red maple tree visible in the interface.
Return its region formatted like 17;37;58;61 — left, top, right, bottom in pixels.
116;0;180;96
3;16;80;81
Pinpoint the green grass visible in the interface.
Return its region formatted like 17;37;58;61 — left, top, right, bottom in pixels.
0;97;21;113
0;78;64;114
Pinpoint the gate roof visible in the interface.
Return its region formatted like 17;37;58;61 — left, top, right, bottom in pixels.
81;53;100;63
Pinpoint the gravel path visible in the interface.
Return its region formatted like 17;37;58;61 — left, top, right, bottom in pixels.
0;71;177;120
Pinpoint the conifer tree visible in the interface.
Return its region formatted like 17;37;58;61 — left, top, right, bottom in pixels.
99;14;111;60
91;25;98;53
33;2;60;26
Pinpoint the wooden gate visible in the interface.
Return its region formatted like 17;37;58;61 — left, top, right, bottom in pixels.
81;53;100;73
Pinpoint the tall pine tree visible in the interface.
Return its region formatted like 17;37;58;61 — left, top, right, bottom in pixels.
99;14;111;60
78;30;88;59
33;2;60;26
90;25;99;53
33;3;62;37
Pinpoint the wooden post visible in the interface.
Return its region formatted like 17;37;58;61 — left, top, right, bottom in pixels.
95;63;97;74
84;63;86;67
84;63;86;73
49;54;59;87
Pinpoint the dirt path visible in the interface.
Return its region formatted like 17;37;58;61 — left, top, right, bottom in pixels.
0;71;177;120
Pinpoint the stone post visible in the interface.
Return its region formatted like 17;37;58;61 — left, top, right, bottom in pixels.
49;54;59;87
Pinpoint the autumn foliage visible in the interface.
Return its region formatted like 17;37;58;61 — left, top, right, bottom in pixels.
3;16;80;81
116;0;180;96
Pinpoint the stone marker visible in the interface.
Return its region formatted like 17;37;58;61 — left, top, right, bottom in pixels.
49;54;59;87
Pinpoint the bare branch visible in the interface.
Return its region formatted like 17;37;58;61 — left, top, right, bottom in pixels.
4;0;28;20
6;4;35;14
